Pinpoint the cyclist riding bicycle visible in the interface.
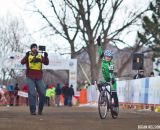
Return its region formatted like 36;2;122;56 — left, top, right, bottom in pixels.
97;36;119;109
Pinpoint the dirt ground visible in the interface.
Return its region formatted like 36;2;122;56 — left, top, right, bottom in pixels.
0;105;160;130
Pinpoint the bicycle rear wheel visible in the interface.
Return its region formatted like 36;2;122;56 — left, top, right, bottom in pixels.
98;91;109;119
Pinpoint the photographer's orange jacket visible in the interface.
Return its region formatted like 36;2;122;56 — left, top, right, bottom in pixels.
21;54;49;80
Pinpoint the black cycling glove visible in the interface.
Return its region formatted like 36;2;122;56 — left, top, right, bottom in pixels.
44;52;48;57
96;36;101;46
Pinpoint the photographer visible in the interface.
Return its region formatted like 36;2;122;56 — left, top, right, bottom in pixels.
133;67;145;79
21;43;49;115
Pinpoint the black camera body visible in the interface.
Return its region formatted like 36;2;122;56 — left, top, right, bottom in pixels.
39;45;46;51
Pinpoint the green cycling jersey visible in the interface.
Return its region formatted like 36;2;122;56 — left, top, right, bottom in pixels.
98;46;117;91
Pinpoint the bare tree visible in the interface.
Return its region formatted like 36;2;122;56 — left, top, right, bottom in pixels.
0;15;32;85
27;0;149;81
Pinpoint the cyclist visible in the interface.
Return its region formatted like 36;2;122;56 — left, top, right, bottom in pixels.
97;36;119;109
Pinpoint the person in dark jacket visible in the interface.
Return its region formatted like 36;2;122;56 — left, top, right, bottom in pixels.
133;67;145;79
62;83;70;106
68;85;74;106
55;83;62;107
14;83;19;106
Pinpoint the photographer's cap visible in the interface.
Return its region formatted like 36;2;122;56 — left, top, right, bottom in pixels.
30;43;37;50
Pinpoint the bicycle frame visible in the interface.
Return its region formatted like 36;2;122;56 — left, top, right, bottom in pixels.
100;82;113;109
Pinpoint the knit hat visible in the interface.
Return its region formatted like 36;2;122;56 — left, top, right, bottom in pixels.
30;43;37;49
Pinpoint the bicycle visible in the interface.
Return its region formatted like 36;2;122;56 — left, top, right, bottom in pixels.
97;82;119;119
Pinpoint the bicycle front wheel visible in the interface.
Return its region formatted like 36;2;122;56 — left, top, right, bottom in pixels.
98;91;109;119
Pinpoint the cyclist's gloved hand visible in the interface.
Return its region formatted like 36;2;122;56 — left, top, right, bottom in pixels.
44;52;48;57
111;79;115;84
96;36;101;46
26;51;30;57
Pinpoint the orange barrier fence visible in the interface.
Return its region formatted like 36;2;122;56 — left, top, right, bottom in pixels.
60;95;64;105
120;103;160;109
79;89;87;104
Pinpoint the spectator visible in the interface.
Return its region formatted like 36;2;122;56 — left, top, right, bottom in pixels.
50;84;56;106
45;85;50;106
7;84;14;106
14;83;19;106
87;81;97;103
133;67;145;79
84;81;89;89
68;85;74;106
0;85;8;105
21;43;49;115
45;85;55;106
150;71;154;77
45;87;51;106
62;83;69;106
55;83;62;107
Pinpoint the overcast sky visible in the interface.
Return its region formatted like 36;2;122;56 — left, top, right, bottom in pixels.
0;0;152;54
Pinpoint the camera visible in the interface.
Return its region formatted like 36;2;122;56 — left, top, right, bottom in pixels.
39;45;46;51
